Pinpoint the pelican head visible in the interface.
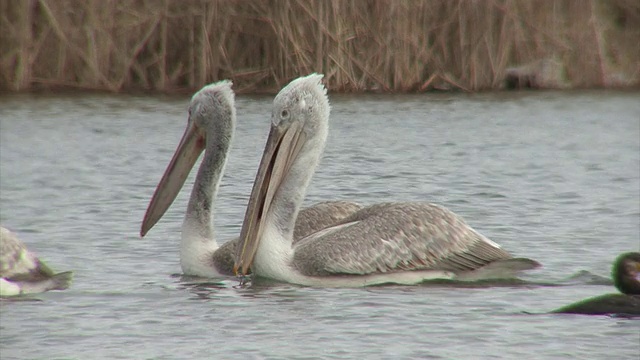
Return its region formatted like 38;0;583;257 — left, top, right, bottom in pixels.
141;80;235;239
234;74;329;275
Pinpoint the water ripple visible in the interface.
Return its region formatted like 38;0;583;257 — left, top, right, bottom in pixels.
1;91;639;359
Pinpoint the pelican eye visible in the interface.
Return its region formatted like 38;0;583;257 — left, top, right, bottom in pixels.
281;109;289;119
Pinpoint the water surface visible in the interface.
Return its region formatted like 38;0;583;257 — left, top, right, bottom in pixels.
1;90;639;359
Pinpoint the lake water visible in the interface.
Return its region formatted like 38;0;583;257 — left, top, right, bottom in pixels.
0;90;638;359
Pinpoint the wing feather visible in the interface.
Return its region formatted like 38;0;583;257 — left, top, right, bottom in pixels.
293;201;362;241
292;202;513;276
214;201;362;275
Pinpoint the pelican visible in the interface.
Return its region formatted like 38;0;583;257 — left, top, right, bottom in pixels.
1;226;73;297
552;252;640;315
234;73;540;287
140;80;361;278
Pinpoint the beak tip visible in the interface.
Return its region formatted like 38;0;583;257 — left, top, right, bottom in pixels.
233;262;250;276
233;264;240;276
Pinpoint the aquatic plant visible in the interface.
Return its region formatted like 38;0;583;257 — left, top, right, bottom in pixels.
1;0;638;92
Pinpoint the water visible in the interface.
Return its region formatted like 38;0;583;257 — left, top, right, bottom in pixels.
1;90;639;359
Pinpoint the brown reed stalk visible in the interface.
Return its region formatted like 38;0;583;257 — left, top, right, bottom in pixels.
15;0;33;90
0;0;637;93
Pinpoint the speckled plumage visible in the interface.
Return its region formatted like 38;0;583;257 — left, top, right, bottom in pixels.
235;74;540;286
140;80;362;278
292;201;363;240
213;200;362;275
0;226;72;296
293;202;512;276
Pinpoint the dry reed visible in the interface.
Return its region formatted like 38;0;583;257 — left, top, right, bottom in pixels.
0;0;638;93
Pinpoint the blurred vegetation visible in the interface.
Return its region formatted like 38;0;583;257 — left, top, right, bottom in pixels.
0;0;638;93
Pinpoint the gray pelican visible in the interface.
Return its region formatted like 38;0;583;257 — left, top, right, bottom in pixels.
234;74;540;287
140;80;361;278
552;252;640;315
0;226;73;296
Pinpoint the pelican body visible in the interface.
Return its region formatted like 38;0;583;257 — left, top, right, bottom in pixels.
234;74;540;287
140;81;361;278
552;252;640;316
0;226;73;297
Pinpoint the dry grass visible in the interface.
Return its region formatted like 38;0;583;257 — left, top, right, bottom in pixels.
0;0;638;93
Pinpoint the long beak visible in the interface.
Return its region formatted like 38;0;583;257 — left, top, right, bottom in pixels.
140;122;205;237
234;121;306;275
